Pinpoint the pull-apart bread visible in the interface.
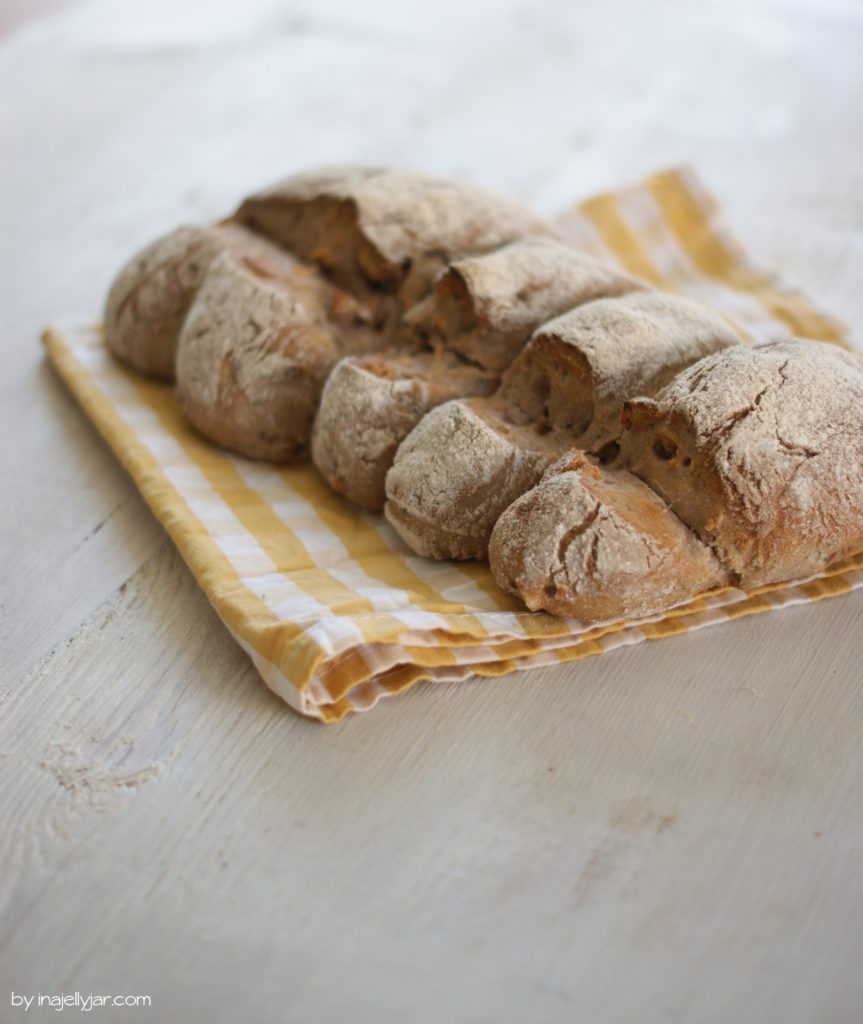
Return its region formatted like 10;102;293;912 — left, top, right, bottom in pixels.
104;167;555;459
384;292;740;560
489;340;863;622
103;166;863;628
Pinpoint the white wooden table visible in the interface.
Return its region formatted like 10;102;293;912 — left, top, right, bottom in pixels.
2;1;863;1020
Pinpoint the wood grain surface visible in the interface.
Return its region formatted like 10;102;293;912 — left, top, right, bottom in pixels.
1;1;862;1021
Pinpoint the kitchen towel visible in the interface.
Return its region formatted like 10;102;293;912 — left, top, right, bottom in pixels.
43;166;862;722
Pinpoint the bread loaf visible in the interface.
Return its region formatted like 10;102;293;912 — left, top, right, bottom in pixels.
102;167;863;628
384;292;740;560
489;339;863;622
311;239;645;509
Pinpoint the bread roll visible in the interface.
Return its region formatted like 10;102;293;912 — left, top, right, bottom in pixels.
105;225;226;379
384;292;740;560
405;238;646;371
311;350;499;510
104;221;363;380
619;338;863;585
235;167;557;309
489;452;729;621
175;246;345;461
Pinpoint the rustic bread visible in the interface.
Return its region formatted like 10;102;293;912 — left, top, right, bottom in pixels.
489;451;730;621
105;167;559;458
311;239;645;509
489;339;863;622
384;292;740;560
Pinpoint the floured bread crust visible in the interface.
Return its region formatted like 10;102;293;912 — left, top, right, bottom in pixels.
312;239;645;510
385;399;551;559
105;167;559;459
176;248;340;461
236;167;558;308
385;292;740;560
528;292;740;453
104;225;227;379
620;339;863;585
406;238;647;371
489;340;863;622
103;221;356;381
310;351;498;510
489;452;729;622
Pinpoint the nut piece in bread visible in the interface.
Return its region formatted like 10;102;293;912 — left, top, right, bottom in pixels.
384;292;740;560
489;452;730;622
619;338;863;586
312;239;645;510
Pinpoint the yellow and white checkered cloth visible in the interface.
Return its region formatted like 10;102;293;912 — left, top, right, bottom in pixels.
43;167;863;722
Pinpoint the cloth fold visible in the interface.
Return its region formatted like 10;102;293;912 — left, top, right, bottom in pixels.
43;166;861;722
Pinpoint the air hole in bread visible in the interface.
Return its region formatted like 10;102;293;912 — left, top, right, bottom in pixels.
682;455;692;467
544;584;557;597
598;440;621;465
652;433;678;461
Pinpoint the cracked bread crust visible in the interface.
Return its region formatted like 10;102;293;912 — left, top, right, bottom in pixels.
385;292;741;561
176;249;340;461
619;339;863;586
104;224;229;379
236;166;557;309
489;452;730;622
103;221;346;381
